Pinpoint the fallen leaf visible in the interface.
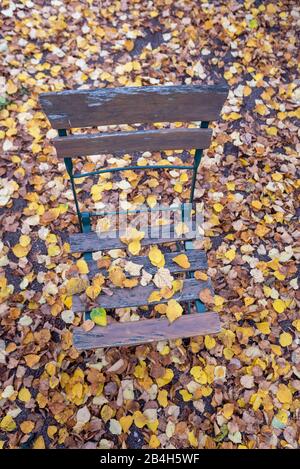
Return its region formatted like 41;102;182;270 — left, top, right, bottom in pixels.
165;299;183;323
172;253;190;269
90;307;107;327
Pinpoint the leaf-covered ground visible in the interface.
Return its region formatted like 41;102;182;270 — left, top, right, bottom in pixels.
0;0;299;449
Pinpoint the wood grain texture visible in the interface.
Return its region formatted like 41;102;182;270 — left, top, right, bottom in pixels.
72;278;212;312
69;225;196;254
39;84;228;129
53;127;212;158
87;249;208;278
73;312;221;349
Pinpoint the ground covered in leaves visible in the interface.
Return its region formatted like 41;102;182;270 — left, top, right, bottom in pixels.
0;0;299;450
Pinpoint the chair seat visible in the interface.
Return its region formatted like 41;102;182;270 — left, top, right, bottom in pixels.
69;223;197;254
72;277;213;312
73;312;221;350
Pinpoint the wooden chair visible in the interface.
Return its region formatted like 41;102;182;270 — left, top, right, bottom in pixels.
39;84;228;350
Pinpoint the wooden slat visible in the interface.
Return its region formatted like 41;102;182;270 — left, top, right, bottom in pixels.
73;312;220;350
53;128;212;158
39;84;228;129
72;278;212;312
87;250;208;278
69;225;196;254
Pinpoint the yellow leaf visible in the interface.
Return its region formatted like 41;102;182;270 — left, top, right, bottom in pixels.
119;415;133;433
101;405;115;423
224;248;236;261
272;172;283;181
174;182;182;193
255;103;269;116
266;127;278;136
165;299;183;323
279;332;292;347
190;366;207;385
204;335;216;350
194;271;208;281
86;284;101;300
149;434;161;449
271;344;282;356
244;86;252;96
157;390;168;407
124;39;134;51
179;389;193;402
147;195;157;208
123;278;139;288
226;181;235;191
251;200;262;210
47;425;58;439
273;299;286;314
223;403;234;419
24;354;40;368
266;3;277;14
0;415;16;432
180;173;188;183
128;239;141;255
188;430;198;448
33;435;45;449
45;362;56;376
65;277;88;295
18;387;31;403
133;411;147;428
224;112;242;121
12;243;30;258
257;322;271;335
172;254;190;269
276;384;292;404
19;235;31;247
148;290;162;303
48;244;60;256
109;266;126;287
20;420;35;434
76;259;89;274
149;245;165;268
255;224;270;238
120;227;145;244
213;203;224;212
293;319;300;332
172;279;183;293
244;297;255;306
6;80;18;94
156;368;174;387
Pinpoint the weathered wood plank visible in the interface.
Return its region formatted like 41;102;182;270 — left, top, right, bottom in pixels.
72;278;212;312
87;250;207;278
69;225;196;254
73;312;220;350
53;128;212;158
39;84;228;129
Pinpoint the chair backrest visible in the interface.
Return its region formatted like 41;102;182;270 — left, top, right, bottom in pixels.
39;84;228;232
39;84;228;158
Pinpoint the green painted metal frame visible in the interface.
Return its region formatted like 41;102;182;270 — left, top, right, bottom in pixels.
59;121;209;314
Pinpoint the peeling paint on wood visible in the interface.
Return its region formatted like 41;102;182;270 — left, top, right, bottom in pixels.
39;84;228;128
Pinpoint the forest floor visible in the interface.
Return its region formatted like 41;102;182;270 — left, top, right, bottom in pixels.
0;0;299;449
